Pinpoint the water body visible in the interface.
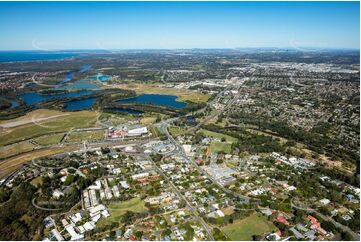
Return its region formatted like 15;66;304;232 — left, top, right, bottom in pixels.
91;74;111;81
65;97;97;111
0;51;78;62
79;64;92;73
19;90;96;106
117;94;186;108
55;80;102;90
0;97;19;108
107;107;144;115
58;72;74;85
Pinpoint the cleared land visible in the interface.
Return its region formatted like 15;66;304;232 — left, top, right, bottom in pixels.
0;110;98;146
67;130;104;143
97;197;147;228
0;142;36;159
221;212;276;241
106;82;210;103
34;133;65;146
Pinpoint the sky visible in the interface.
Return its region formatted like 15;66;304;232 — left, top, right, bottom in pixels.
0;1;359;50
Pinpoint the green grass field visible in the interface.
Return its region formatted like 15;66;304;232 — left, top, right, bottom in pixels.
222;212;276;241
97;197;147;228
0;110;98;146
34;133;65;145
210;141;233;154
169;126;187;136
0;142;36;159
67;130;104;142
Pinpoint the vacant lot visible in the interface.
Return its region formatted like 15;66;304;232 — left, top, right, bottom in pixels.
0;110;98;146
34;133;65;146
67;130;104;142
97;197;147;228
222;212;275;241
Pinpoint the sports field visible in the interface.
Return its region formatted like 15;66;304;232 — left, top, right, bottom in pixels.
221;212;275;241
97;197;147;228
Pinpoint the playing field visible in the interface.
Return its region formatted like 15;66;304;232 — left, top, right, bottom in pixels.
221;212;276;241
97;197;147;228
0;110;98;146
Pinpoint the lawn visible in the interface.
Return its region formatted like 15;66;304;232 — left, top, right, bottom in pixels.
222;212;276;241
0;110;98;146
34;133;65;145
67;130;104;142
198;129;238;143
0;142;36;159
97;197;147;228
210;141;233;154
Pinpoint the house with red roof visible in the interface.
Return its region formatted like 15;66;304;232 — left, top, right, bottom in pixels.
276;215;289;225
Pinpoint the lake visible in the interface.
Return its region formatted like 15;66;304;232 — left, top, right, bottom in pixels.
19;90;96;106
117;94;186;108
80;64;92;73
65;97;97;111
58;72;74;85
55;80;102;90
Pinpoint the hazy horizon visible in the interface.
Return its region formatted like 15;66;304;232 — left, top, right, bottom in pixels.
0;1;359;50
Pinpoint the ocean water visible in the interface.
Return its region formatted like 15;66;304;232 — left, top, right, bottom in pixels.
0;51;78;62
